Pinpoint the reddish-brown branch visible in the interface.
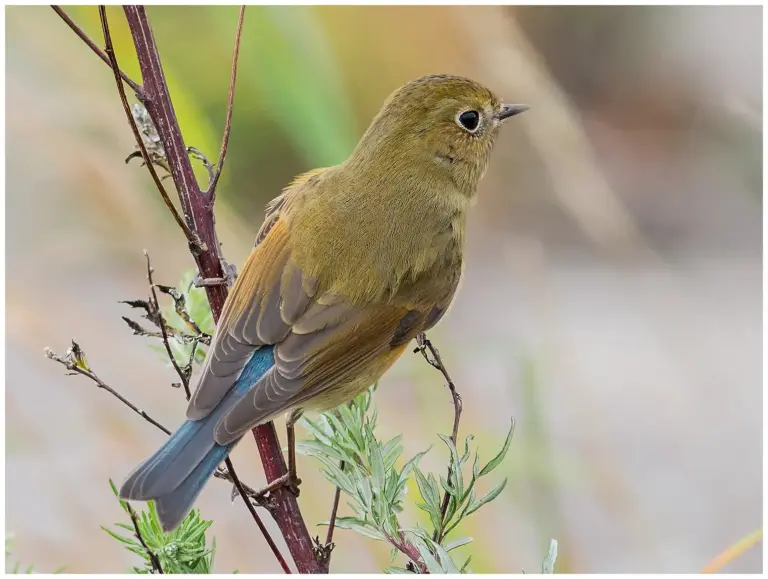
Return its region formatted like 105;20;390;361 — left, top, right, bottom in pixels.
225;456;292;574
116;6;324;573
252;428;323;573
97;7;200;251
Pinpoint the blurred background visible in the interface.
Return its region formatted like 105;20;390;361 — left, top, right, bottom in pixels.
6;5;762;573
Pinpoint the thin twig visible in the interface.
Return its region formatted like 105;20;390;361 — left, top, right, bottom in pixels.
415;332;462;543
98;6;203;253
46;343;171;435
45;342;270;506
206;5;245;203
225;457;293;574
320;459;344;571
144;250;191;399
51;6;142;93
125;502;164;573
325;482;342;548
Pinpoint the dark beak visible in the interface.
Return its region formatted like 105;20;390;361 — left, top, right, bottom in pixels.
497;104;530;120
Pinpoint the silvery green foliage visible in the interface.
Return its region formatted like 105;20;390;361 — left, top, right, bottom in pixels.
103;480;221;574
542;539;558;573
297;387;517;573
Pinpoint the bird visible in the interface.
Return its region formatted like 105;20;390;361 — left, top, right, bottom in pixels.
119;74;529;531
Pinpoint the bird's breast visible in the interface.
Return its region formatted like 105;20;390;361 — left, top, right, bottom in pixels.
287;178;466;307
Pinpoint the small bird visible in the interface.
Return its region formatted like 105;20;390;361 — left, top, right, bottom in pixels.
119;74;528;531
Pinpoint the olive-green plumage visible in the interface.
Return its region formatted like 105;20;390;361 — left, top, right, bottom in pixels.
188;74;528;443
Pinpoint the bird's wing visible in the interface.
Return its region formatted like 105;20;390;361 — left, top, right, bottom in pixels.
186;170;324;421
213;290;429;444
186;214;316;420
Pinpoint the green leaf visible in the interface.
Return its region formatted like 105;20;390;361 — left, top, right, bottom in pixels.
542;539;558;574
439;473;458;498
331;517;387;541
444;536;473;552
371;438;387;495
460;434;475;466
432;540;461;573
382;435;404;470
438;434;464;498
410;535;443;574
478;419;515;477
465;477;508;517
414;468;440;515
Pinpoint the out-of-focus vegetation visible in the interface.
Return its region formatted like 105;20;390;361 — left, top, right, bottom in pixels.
6;5;761;573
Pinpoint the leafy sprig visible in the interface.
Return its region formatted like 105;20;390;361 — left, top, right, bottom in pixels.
102;480;221;574
297;387;519;573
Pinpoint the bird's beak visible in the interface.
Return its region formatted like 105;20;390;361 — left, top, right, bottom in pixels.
497;104;530;120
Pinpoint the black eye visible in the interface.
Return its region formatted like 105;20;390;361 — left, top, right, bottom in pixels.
458;110;480;132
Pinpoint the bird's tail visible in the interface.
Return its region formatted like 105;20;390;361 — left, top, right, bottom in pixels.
119;346;275;532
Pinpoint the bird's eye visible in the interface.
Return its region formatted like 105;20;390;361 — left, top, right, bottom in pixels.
457;110;480;132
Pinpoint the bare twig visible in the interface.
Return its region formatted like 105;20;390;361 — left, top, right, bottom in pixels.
206;5;245;203
45;341;270;506
144;250;191;399
317;460;344;571
98;6;203;253
325;483;342;548
415;332;462;543
225;457;293;574
51;6;142;93
46;342;171;435
125;502;165;573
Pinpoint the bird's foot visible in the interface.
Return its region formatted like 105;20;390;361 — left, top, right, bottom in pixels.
191;263;237;289
254;471;302;499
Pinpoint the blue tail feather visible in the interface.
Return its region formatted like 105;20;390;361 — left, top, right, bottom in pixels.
119;346;275;531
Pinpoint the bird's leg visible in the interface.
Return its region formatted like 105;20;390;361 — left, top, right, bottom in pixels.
284;408;303;495
191;262;237;289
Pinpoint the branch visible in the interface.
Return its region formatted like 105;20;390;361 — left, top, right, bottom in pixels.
225;458;292;574
388;532;429;574
126;502;164;573
115;6;324;573
206;6;245;203
45;342;171;435
415;332;463;543
97;7;202;252
51;6;142;94
325;484;342;548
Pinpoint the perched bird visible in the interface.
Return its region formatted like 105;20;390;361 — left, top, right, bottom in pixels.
119;74;528;531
